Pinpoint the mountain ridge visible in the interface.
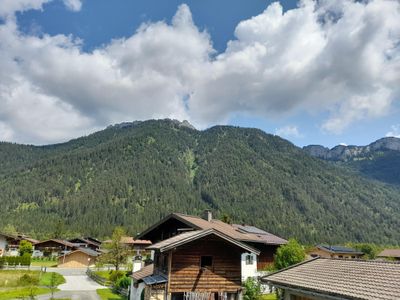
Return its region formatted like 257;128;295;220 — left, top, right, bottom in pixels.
0;119;399;244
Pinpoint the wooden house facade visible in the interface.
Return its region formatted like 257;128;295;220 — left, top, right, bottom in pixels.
132;229;260;300
136;212;287;271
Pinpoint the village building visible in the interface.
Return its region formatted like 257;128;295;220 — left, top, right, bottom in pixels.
58;247;100;268
307;245;363;259
130;211;287;300
68;237;101;251
131;228;260;300
262;257;400;300
377;249;400;261
33;239;78;257
0;233;39;257
136;211;287;271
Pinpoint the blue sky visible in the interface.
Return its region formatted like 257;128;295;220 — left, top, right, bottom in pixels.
1;0;399;147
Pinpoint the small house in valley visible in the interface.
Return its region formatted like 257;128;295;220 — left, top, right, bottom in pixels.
136;211;287;271
130;211;287;300
58;247;100;268
308;245;363;259
0;233;39;257
131;228;260;300
262;258;400;300
33;239;78;257
68;237;101;251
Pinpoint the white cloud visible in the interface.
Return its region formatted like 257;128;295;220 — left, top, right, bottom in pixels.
275;125;303;138
63;0;82;12
386;124;400;138
0;0;50;19
0;0;399;144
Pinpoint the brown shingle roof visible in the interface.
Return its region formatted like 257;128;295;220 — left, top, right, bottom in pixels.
131;264;154;281
147;229;260;254
378;249;400;259
263;258;400;300
173;213;287;245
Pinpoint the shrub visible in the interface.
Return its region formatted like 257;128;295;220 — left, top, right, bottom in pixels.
115;276;131;289
274;239;305;270
109;270;125;283
243;277;261;300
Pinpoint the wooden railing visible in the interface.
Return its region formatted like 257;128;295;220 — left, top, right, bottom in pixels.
86;268;129;297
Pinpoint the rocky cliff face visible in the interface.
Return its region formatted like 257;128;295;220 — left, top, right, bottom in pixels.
303;137;400;161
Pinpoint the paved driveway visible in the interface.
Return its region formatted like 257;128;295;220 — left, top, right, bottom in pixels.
35;267;104;300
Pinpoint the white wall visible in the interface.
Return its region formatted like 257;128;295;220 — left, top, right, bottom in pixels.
0;236;7;256
241;253;257;281
130;281;145;300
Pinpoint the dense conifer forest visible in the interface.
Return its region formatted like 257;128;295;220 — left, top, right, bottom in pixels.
0;119;399;244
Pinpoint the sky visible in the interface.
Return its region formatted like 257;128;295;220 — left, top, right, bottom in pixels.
0;0;399;148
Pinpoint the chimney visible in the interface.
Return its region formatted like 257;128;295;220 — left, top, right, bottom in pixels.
203;210;212;222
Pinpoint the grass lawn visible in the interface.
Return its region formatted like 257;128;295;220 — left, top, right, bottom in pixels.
0;270;65;299
97;288;128;300
0;287;52;299
260;293;277;300
31;260;58;267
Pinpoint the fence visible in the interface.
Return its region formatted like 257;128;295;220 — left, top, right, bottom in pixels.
86;268;129;296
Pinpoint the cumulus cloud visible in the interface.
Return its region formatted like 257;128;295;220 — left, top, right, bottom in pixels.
0;0;399;144
275;125;302;138
386;125;400;138
63;0;82;11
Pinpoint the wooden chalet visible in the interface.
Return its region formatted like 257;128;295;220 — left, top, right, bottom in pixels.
68;237;101;251
136;211;287;270
33;239;77;257
130;211;287;300
131;229;260;300
0;233;39;257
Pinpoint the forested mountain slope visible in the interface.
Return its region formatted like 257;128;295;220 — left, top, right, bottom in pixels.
0;119;399;244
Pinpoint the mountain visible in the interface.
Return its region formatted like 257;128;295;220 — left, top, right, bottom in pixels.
303;137;400;186
0;119;399;244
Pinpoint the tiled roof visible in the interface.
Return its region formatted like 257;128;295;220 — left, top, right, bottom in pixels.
131;264;154;281
147;229;260;254
263;258;400;300
103;237;152;245
35;239;78;248
378;249;400;258
173;213;287;245
317;244;363;254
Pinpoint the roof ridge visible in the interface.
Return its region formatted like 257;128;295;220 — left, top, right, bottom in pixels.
318;257;400;265
262;257;320;280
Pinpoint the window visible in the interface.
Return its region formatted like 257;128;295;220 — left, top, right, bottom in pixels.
338;255;343;258
200;256;213;268
245;254;254;265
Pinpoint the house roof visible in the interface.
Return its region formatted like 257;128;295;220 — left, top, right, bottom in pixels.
377;249;400;258
316;245;364;255
102;237;152;245
263;258;400;300
58;247;100;258
138;212;287;245
68;238;100;247
131;264;154;281
35;239;78;248
147;228;260;255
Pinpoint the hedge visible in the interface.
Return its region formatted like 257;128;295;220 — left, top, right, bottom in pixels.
0;255;31;267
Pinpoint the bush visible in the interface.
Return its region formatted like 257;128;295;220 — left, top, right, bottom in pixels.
115;276;131;289
18;274;39;286
109;270;125;283
274;239;305;270
243;277;261;300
